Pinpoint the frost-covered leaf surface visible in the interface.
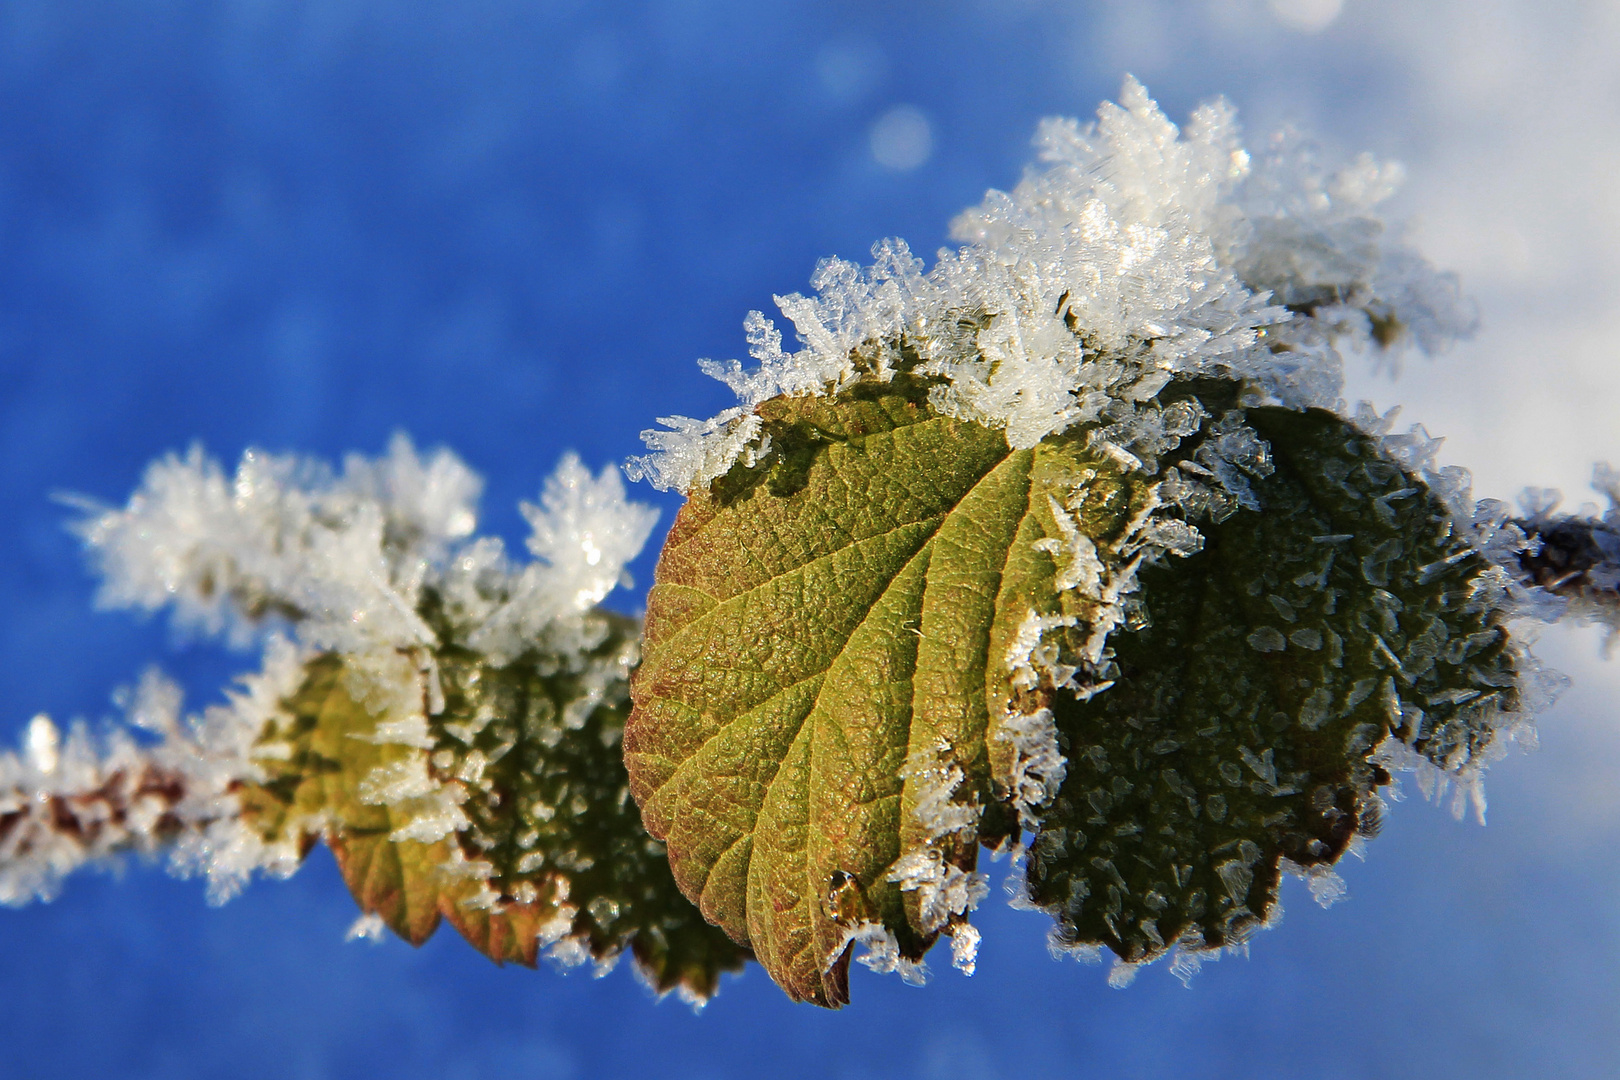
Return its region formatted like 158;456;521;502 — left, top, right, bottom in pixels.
237;654;458;948
628;376;1540;1006
1027;405;1525;979
622;76;1566;1008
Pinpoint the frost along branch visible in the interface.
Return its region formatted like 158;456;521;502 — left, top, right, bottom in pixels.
5;437;747;1002
624;79;1566;1006
1510;466;1620;639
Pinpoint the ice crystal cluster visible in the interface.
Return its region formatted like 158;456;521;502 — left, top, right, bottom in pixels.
0;659;297;906
76;434;653;673
1511;464;1620;642
628;75;1473;498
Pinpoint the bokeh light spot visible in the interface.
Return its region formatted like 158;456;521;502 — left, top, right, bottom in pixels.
869;105;933;171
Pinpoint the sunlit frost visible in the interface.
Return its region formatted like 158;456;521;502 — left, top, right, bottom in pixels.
632;77;1471;493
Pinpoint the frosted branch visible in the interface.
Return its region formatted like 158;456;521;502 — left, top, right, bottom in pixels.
13;440;659;910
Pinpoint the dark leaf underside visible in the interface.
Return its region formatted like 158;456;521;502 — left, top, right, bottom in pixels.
1028;406;1519;963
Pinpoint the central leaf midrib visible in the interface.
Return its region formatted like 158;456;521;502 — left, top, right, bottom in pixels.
769;534;937;994
892;445;1037;938
754;446;1036;997
787;450;1037;994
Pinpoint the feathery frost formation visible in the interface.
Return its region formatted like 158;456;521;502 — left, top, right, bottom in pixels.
4;438;660;938
1511;464;1620;643
0;654;304;906
74;434;654;674
627;76;1473;495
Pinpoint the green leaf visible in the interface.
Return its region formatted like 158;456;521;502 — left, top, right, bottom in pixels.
239;611;750;1001
239;654;465;946
1024;404;1520;970
627;376;1151;1005
627;376;1522;1006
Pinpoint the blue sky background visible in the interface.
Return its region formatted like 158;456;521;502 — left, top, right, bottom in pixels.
3;2;1620;1077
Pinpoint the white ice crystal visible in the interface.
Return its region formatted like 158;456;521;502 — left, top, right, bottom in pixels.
1275;856;1349;913
948;923;983;977
887;847;990;937
994;706;1068;832
1504;461;1620;645
70;435;654;673
461;452;658;666
70;434;480;653
831;920;930;987
5;439;657;913
863;742;991;982
629;76;1472;495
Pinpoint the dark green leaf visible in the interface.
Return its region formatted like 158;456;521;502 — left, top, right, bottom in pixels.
1027;405;1520;970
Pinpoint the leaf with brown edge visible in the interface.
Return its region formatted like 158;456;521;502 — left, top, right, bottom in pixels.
440;894;551;967
242;652;551;956
326;831;455;948
626;375;1148;1006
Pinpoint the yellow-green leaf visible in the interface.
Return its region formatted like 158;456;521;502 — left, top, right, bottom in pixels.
628;377;1147;1005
